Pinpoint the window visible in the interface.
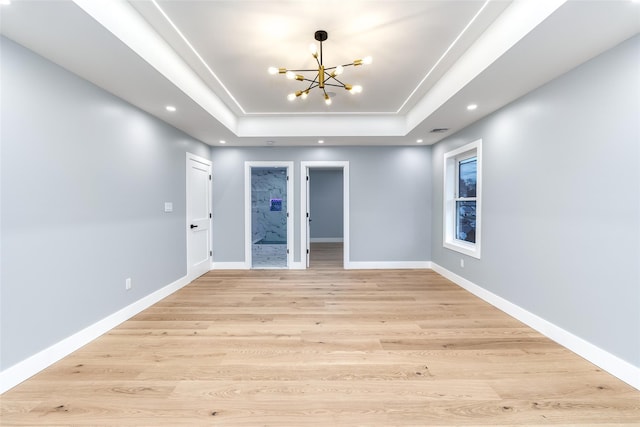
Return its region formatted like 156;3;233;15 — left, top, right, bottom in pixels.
443;140;482;258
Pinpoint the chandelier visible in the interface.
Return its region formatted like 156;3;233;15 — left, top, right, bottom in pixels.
268;30;372;105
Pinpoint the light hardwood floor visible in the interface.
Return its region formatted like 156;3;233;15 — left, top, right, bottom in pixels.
2;243;639;425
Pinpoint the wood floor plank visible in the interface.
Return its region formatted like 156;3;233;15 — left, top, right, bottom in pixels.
2;243;638;425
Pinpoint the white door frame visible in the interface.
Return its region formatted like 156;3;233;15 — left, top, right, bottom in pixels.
300;161;349;268
186;152;212;281
244;161;294;269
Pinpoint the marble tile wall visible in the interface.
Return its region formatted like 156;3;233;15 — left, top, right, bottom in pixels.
251;168;287;243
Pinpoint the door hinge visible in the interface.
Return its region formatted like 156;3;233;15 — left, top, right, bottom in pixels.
306;212;309;218
209;250;212;257
286;175;289;181
287;212;289;218
209;174;212;181
307;249;309;254
209;213;212;219
286;249;289;254
306;176;309;181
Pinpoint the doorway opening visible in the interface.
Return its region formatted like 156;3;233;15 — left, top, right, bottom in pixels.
300;161;349;269
245;162;294;269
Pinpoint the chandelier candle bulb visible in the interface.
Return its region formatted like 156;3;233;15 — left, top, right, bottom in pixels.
267;67;287;75
270;30;371;105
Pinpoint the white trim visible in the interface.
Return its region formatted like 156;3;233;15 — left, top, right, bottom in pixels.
210;262;249;270
310;237;344;243
300;161;350;269
443;139;482;259
430;263;640;391
346;261;432;270
0;274;191;394
244;161;294;269
289;261;306;270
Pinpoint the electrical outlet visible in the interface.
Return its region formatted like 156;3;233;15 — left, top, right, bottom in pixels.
125;278;132;290
460;259;464;268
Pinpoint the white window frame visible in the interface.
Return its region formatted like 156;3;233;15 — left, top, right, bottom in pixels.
443;139;482;259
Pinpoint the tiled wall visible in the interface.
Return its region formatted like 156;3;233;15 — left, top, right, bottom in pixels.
251;168;287;243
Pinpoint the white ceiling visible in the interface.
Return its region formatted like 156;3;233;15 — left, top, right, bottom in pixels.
1;0;639;147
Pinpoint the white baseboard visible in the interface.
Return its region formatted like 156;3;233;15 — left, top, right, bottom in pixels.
210;262;306;270
310;238;344;243
346;261;432;270
0;274;191;394
289;262;306;270
210;262;249;270
430;263;640;391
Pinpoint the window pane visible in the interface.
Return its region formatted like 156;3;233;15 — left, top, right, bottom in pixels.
456;201;476;243
458;157;477;198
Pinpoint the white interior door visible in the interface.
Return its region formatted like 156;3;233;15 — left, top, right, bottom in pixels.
187;154;212;280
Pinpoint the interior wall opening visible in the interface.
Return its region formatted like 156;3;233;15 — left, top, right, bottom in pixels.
308;168;344;269
251;167;288;268
300;161;350;269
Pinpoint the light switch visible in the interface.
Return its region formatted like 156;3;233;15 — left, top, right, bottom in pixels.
164;202;173;212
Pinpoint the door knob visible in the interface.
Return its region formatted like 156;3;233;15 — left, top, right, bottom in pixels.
190;224;198;229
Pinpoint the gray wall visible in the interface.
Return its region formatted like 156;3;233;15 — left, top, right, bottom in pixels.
210;146;432;263
309;169;344;240
0;37;210;370
431;35;640;367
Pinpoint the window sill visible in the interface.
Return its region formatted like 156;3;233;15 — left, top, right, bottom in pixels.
444;240;481;259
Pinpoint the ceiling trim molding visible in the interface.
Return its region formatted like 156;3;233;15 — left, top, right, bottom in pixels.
149;0;247;115
396;0;492;114
406;0;567;130
236;115;407;138
71;0;569;141
72;0;238;132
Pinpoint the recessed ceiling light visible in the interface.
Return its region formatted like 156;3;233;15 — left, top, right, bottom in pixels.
165;105;177;112
219;140;226;144
467;104;478;111
0;0;11;6
416;139;423;143
318;140;325;144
